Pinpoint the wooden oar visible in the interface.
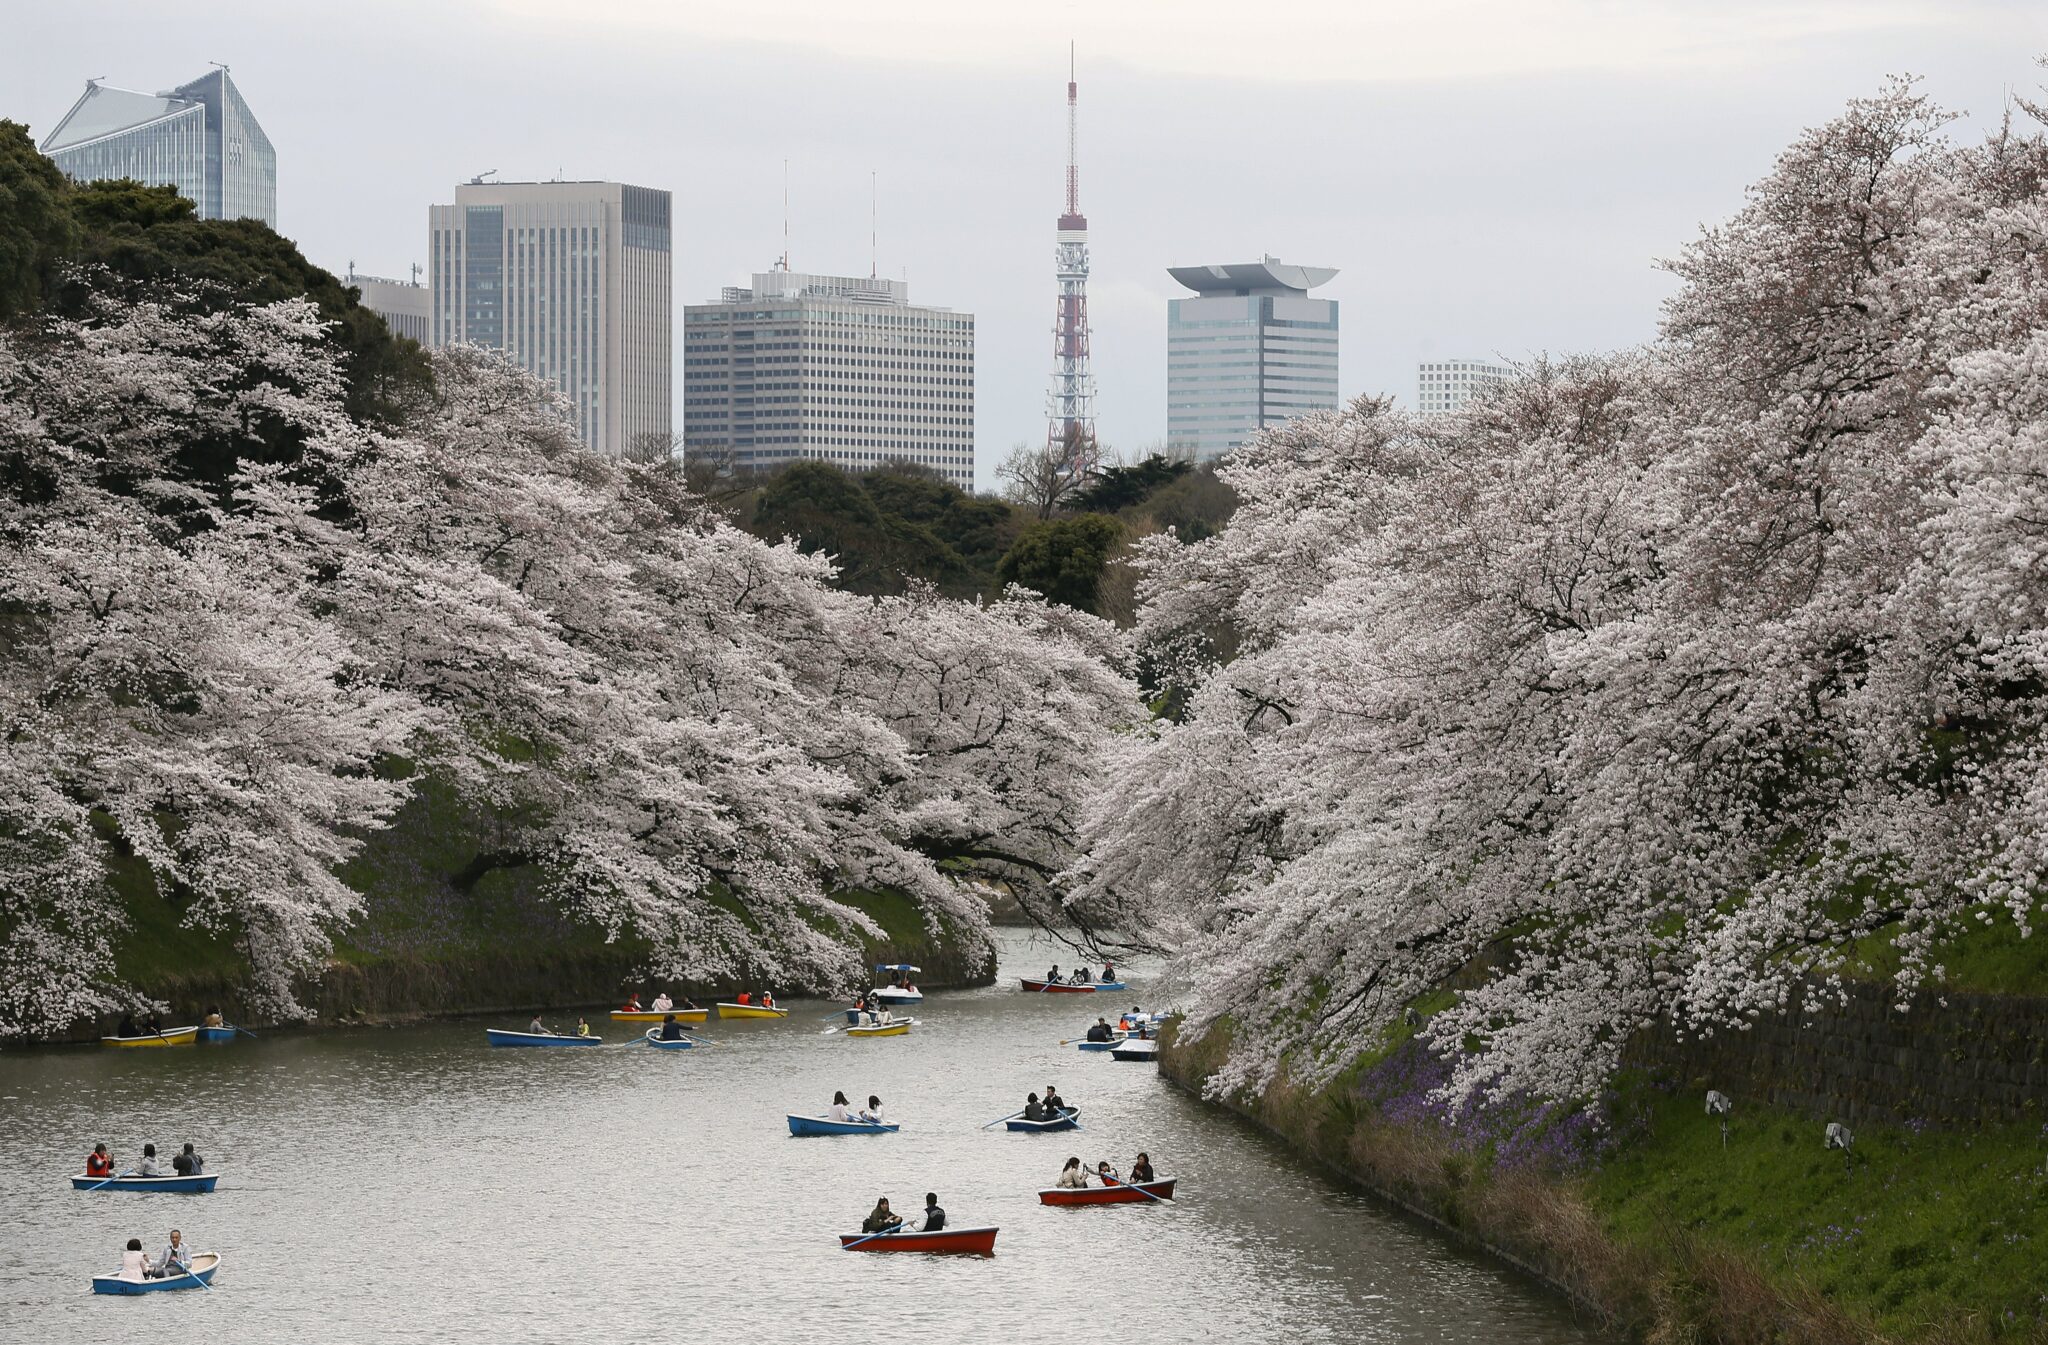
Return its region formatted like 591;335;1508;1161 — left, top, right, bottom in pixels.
83;1169;133;1192
981;1109;1028;1129
841;1221;908;1250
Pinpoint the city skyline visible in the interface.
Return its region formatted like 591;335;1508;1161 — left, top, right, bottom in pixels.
5;2;2040;488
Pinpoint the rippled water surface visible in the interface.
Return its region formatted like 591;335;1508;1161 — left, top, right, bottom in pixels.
0;931;1602;1342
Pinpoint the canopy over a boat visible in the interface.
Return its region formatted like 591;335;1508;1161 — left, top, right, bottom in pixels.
874;963;922;973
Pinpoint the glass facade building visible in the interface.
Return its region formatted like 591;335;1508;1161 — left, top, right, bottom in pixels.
1166;258;1339;461
429;181;672;457
42;70;276;229
684;271;975;490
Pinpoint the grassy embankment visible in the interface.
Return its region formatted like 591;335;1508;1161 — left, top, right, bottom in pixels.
1162;922;2048;1345
100;776;992;1030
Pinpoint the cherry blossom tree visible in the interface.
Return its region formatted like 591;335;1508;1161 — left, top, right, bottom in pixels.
1073;77;2048;1109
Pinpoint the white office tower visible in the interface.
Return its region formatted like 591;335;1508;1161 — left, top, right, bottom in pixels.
1166;257;1339;461
683;270;975;490
346;268;431;345
429;180;672;457
1417;358;1512;417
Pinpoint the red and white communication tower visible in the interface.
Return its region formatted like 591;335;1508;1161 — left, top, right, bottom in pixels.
1046;43;1098;472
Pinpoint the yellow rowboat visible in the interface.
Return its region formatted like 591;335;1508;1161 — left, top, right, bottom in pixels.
101;1026;199;1048
715;1003;788;1020
610;1009;709;1025
845;1018;915;1038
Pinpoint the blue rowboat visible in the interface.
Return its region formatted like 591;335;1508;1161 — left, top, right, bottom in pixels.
1096;981;1127;992
843;1008;865;1025
1005;1108;1081;1133
485;1028;602;1048
195;1026;238;1043
1075;1035;1127;1052
71;1172;220;1193
93;1252;220;1293
643;1028;694;1050
787;1112;901;1137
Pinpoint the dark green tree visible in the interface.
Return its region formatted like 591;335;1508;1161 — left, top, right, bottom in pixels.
0;120;80;319
995;513;1123;614
1070;453;1191;514
752;460;968;595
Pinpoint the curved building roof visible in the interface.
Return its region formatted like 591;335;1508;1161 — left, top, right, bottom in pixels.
1167;257;1338;296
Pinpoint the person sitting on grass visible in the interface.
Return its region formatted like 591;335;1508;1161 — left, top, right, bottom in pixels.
862;1197;903;1234
1056;1156;1087;1188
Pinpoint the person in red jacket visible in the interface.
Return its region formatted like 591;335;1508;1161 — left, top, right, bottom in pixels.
85;1144;115;1177
621;993;642;1012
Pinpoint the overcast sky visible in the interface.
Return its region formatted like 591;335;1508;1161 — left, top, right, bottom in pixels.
8;1;2045;488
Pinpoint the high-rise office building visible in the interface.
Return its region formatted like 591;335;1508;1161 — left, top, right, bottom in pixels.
429;180;671;457
1166;257;1339;461
42;69;277;228
346;267;430;346
683;270;975;490
1417;358;1512;417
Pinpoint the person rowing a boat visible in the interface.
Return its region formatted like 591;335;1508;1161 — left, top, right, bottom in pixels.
1085;1018;1114;1043
829;1091;856;1123
650;990;673;1012
919;1192;946;1232
85;1144;115;1179
149;1229;191;1279
202;1007;224;1028
1102;961;1115;982
527;1014;549;1035
1055;1156;1088;1189
658;1014;686;1041
1046;964;1061;984
1043;1083;1068;1115
761;990;776;1009
1096;1160;1120;1185
861;1197;903;1234
860;1095;885;1123
1129;1153;1156;1184
735;991;752;1005
171;1144;204;1177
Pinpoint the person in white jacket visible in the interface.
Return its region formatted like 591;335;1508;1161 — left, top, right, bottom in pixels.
828;1091;855;1123
1055;1156;1088;1188
116;1238;153;1282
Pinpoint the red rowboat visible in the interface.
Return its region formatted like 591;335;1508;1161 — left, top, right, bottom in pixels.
1038;1179;1177;1206
839;1225;999;1255
1019;978;1096;994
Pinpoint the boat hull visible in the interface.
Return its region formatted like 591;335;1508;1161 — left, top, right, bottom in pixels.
1038;1179;1176;1206
1005;1108;1081;1132
840;1226;998;1255
92;1253;220;1293
845;1019;913;1037
194;1026;239;1043
1019;979;1094;994
71;1173;220;1193
611;1008;708;1025
485;1029;603;1047
715;1003;788;1019
101;1027;198;1048
871;986;923;1004
642;1029;694;1050
1110;1043;1159;1062
1095;981;1128;992
787;1113;900;1136
1075;1035;1127;1051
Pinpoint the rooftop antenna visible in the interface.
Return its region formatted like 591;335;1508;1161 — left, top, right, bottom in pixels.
208;61;230;73
346;257;356;280
870;170;878;279
410;262;422;287
86;75;107;86
780;159;791;272
469;168;497;185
